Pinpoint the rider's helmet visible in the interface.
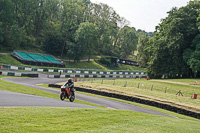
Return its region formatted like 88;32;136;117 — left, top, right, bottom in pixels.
68;78;72;83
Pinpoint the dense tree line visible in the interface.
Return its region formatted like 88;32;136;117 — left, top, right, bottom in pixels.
137;0;200;78
0;0;138;62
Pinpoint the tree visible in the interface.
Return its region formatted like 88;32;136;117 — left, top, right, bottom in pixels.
4;24;28;50
183;34;200;76
116;26;138;58
89;3;121;55
42;31;64;56
60;0;86;58
137;33;151;67
75;21;99;62
144;1;200;78
0;0;139;61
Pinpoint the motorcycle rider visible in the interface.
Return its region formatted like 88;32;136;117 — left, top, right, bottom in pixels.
64;78;75;92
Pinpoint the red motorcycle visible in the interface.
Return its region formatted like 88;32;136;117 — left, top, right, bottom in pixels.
60;85;75;102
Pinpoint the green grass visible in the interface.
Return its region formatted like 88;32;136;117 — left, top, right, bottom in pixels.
1;77;200;132
0;76;58;99
75;91;198;120
0;55;24;65
159;78;200;84
0;107;199;133
65;60;107;70
75;79;200;112
108;63;145;71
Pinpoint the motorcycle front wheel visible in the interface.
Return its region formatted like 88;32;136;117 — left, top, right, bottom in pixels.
69;92;75;102
60;93;65;101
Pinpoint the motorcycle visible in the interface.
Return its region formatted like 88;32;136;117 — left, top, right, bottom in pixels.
60;85;75;102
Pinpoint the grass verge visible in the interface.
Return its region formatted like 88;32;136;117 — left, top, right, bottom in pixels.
0;107;199;133
0;55;24;66
0;76;58;99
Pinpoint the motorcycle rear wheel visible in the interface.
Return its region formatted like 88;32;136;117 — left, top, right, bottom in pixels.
60;93;65;101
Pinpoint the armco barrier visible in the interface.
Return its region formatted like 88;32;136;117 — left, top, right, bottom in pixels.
0;71;38;77
0;64;146;76
48;74;146;79
48;84;200;119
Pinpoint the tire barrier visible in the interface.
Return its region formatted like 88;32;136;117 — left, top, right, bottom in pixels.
48;84;200;119
47;74;146;79
0;64;146;76
0;71;38;77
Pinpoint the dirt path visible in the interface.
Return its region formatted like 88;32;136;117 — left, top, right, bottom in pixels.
151;80;191;86
0;53;10;55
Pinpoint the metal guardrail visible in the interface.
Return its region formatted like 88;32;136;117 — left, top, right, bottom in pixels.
0;64;146;76
0;71;38;77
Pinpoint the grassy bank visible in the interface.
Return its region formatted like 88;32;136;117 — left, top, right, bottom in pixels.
0;55;106;69
71;78;200;113
41;84;199;120
65;60;107;70
0;107;200;133
0;54;145;71
0;76;58;99
0;55;24;66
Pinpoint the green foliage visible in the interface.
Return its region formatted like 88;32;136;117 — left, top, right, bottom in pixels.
4;25;28;50
137;34;152;67
0;22;4;43
1;0;140;63
75;21;99;61
0;0;14;25
99;57;111;66
137;1;200;78
117;26;138;58
42;31;64;56
137;29;153;38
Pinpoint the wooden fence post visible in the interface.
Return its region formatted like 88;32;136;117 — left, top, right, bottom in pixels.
138;82;140;88
151;85;153;91
165;87;167;93
124;81;127;87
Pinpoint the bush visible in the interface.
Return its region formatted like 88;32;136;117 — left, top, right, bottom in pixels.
42;32;64;56
99;57;111;66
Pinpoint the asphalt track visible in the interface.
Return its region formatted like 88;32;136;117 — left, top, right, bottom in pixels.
1;77;174;117
0;91;96;108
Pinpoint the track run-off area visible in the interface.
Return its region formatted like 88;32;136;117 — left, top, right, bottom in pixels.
1;73;174;118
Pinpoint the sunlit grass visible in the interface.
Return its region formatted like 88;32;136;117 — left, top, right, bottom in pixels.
74;78;200;112
0;107;199;133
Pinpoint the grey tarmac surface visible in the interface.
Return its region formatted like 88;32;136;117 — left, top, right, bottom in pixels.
2;77;174;117
0;91;96;108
